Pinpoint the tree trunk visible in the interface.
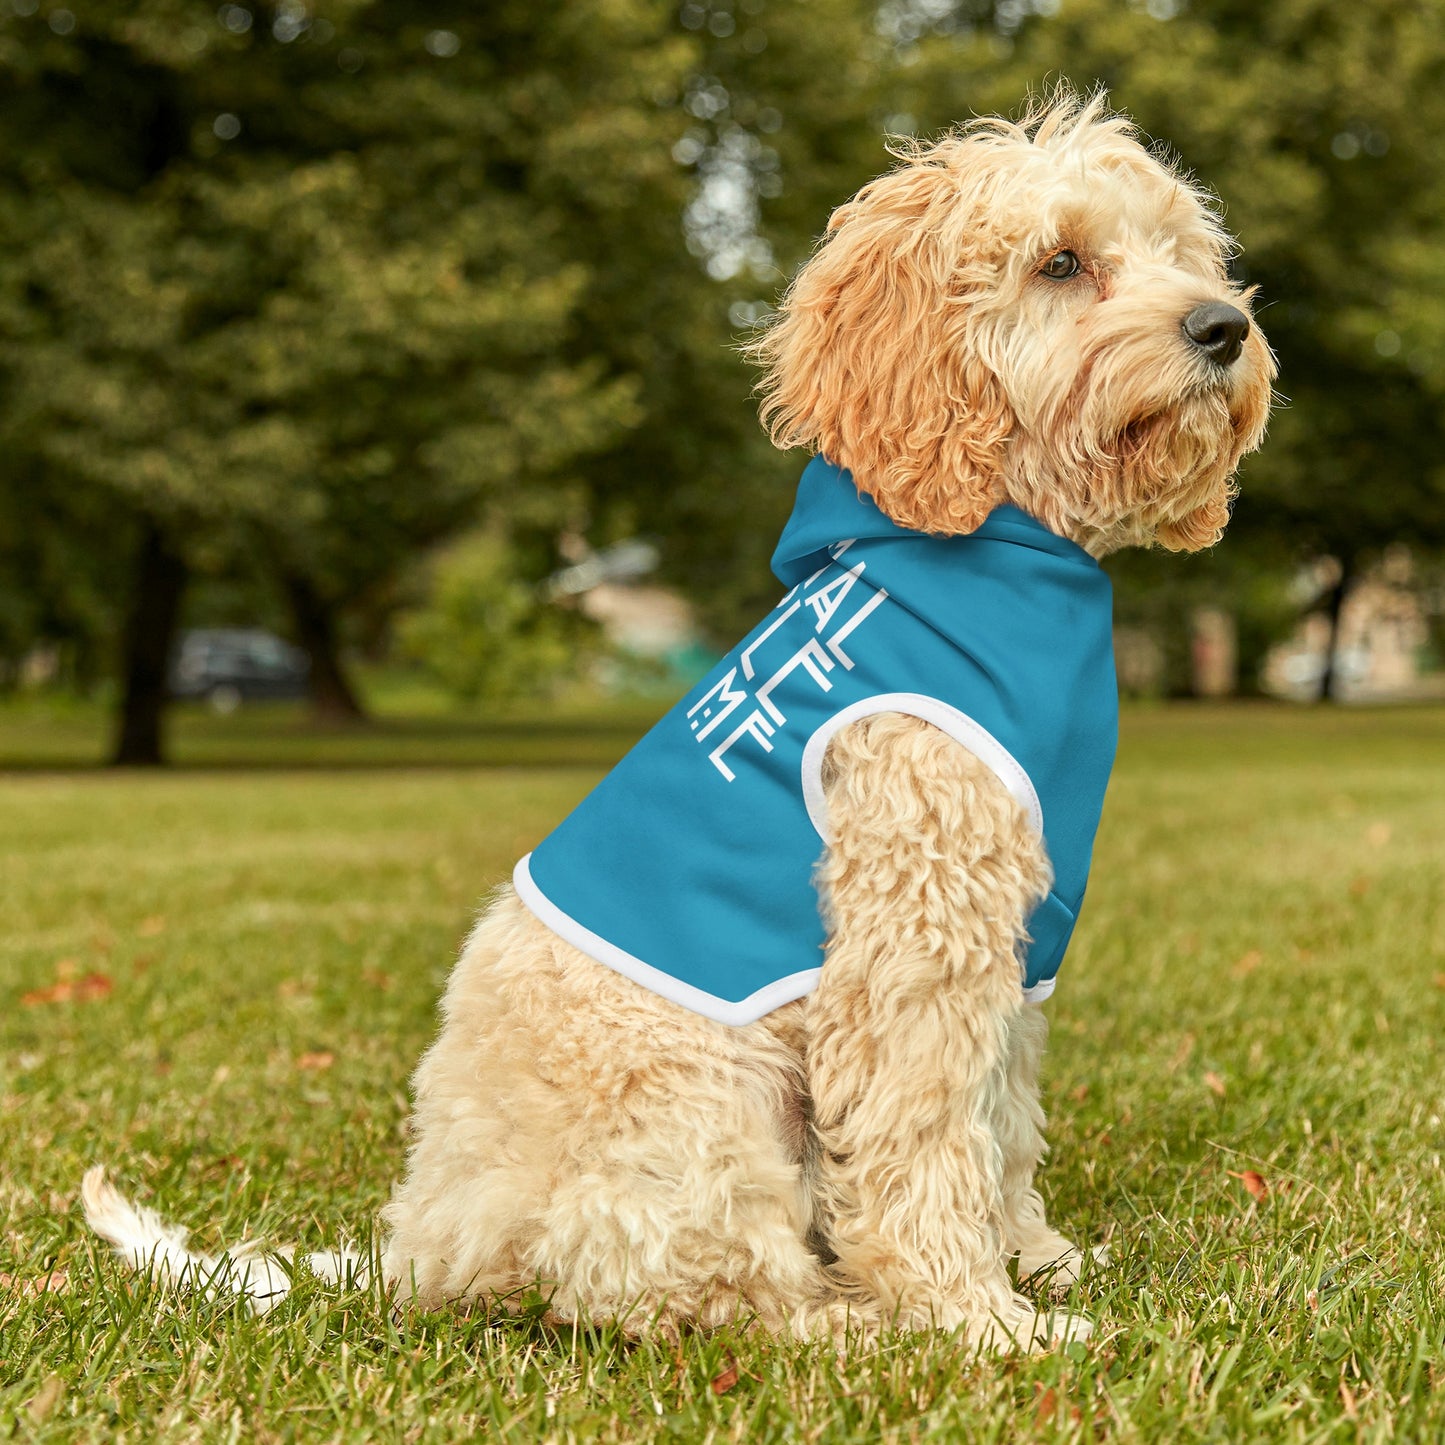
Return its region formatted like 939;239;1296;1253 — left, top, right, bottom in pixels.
283;572;366;724
1317;554;1355;703
111;521;187;766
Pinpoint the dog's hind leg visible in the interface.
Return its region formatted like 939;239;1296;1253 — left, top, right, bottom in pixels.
516;996;832;1340
383;894;835;1339
805;713;1090;1350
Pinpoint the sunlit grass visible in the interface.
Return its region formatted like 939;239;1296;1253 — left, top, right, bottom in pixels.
2;702;1442;1441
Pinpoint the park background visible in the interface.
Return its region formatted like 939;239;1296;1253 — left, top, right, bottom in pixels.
2;0;1445;749
2;2;1443;1442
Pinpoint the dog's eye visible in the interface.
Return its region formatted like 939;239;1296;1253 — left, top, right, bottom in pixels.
1041;250;1081;280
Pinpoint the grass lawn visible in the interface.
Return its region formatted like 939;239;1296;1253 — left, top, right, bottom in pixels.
2;701;1443;1442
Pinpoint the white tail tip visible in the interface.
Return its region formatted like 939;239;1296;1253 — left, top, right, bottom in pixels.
81;1166;368;1315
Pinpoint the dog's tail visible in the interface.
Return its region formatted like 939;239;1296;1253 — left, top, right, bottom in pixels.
81;1165;368;1315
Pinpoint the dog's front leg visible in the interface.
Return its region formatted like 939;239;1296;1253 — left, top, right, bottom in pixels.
994;1004;1098;1290
806;712;1088;1350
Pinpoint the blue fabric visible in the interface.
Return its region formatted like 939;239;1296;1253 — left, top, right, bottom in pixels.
517;457;1118;1025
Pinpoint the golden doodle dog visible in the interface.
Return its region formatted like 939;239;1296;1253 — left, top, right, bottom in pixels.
85;90;1273;1351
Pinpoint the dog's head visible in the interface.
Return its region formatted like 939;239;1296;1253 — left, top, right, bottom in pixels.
751;89;1275;554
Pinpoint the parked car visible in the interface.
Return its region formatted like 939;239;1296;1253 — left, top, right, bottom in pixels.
169;629;310;712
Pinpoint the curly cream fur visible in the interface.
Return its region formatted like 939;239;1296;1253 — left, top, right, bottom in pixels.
804;714;1084;1343
85;88;1271;1355
380;897;827;1336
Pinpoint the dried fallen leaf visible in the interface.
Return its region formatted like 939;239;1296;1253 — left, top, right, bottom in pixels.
296;1051;335;1072
1204;1071;1227;1098
138;915;167;937
0;1268;69;1298
1070;1083;1089;1103
1232;950;1263;977
710;1358;740;1396
362;968;394;991
1034;1385;1058;1425
1228;1169;1268;1201
21;973;112;1007
1348;876;1372;899
1433;973;1445;990
21;982;69;1006
1168;1033;1196;1072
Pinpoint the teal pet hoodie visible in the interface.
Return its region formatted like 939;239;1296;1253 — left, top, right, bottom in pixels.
514;456;1119;1026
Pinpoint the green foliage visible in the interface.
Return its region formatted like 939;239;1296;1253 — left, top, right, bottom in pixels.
0;461;134;690
0;1;682;575
0;0;698;670
397;532;595;704
551;0;887;641
0;0;891;680
4;0;1445;700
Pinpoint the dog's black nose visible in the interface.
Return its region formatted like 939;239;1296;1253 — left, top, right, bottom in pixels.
1182;302;1250;367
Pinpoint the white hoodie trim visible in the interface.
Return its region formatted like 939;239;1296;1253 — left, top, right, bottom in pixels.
513;853;821;1027
799;692;1044;840
513;696;1050;1024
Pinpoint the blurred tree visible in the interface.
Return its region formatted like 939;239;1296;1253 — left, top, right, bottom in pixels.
0;455;130;694
0;0;690;758
538;0;888;639
8;0;1445;741
396;528;597;704
1106;539;1300;696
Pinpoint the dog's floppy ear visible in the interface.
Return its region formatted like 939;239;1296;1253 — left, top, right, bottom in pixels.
750;146;1012;535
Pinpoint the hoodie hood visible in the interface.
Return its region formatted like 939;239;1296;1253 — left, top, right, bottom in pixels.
771;455;1098;588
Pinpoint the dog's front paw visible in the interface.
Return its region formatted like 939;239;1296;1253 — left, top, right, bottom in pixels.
971;1296;1093;1353
1018;1239;1110;1295
1032;1308;1093;1348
